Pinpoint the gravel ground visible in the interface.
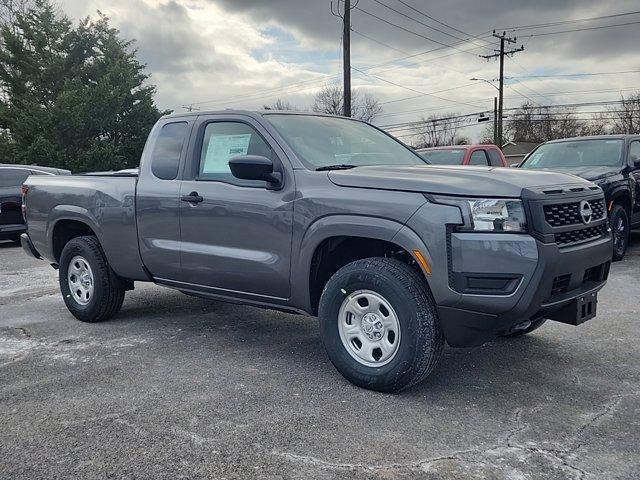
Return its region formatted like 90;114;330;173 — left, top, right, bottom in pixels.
1;234;639;479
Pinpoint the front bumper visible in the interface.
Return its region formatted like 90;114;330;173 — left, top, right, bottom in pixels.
438;233;611;347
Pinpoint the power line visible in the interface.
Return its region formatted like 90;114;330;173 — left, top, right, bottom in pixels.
500;10;640;32
523;19;640;37
352;66;482;108
351;28;411;54
508;69;640;79
353;5;480;56
369;0;488;49
395;0;493;50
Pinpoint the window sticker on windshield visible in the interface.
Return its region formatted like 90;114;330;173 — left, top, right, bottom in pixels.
202;134;251;173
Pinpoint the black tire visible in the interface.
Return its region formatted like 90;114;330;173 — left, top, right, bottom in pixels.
318;257;445;393
500;318;547;337
12;234;22;245
610;205;629;262
59;235;125;322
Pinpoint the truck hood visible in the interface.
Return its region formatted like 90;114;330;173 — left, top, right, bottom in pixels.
328;165;593;197
519;165;620;182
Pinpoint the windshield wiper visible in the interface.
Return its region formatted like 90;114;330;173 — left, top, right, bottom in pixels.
316;164;358;171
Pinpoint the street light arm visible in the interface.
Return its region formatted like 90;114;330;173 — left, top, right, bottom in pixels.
470;77;500;92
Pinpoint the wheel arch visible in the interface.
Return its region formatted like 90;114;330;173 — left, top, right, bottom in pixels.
48;207;103;263
294;215;433;315
609;188;632;217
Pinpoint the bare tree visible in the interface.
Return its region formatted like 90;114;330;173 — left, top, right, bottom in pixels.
411;112;470;148
587;91;640;135
312;84;382;122
262;98;298;111
505;102;585;143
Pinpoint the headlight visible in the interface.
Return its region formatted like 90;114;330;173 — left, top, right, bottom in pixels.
433;197;527;232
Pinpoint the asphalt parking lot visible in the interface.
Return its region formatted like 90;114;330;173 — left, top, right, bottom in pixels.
1;236;639;480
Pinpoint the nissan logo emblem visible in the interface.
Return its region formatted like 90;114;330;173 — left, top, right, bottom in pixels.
579;200;593;224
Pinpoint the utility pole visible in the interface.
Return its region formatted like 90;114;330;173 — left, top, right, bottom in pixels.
332;0;358;117
493;96;498;145
481;31;524;147
181;104;200;112
343;0;351;117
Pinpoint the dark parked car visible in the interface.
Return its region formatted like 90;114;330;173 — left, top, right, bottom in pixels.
0;164;70;244
417;145;508;167
519;135;640;260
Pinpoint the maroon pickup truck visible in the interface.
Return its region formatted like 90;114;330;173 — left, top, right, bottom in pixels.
417;145;508;167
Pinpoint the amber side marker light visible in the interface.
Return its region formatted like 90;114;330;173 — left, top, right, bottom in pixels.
413;250;432;276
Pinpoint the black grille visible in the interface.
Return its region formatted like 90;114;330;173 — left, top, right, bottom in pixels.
591;199;606;220
550;274;571;297
555;224;607;246
544;199;606;227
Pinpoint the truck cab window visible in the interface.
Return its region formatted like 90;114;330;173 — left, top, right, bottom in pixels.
469;150;489;166
198;122;273;185
629;141;640;166
151;122;188;180
487;149;504;166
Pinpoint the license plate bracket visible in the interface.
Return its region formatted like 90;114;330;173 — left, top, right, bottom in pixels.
548;292;598;326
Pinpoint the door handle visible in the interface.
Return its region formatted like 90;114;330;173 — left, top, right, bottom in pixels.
181;191;204;203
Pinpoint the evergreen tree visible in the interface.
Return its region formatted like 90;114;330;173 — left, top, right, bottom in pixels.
0;0;165;171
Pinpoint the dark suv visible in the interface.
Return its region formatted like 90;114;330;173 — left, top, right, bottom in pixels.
519;136;640;260
0;164;70;244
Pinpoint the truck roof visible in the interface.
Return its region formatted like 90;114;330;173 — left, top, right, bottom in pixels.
544;134;640;144
161;110;363;120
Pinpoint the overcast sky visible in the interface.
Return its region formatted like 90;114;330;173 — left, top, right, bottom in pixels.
61;0;640;141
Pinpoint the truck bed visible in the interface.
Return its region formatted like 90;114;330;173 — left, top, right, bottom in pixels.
24;174;148;281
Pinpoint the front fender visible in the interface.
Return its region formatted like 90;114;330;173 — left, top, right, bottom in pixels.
290;214;432;314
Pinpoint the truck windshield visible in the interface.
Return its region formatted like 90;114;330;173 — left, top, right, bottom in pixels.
520;139;624;169
419;149;466;165
264;114;427;170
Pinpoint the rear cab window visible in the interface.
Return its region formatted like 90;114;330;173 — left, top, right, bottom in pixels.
468;150;490;166
150;122;189;180
486;148;505;166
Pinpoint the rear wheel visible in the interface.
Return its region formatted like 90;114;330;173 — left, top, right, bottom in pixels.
610;205;629;262
318;257;444;393
59;235;125;322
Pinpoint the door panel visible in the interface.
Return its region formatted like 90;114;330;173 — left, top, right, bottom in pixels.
178;118;293;299
136;120;193;280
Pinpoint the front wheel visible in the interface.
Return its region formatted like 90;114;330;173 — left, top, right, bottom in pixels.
59;235;125;322
318;257;444;393
610;205;629;261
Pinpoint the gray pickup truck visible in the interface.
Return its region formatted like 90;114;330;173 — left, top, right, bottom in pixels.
21;111;612;392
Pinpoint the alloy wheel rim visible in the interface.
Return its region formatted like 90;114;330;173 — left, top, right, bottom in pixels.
338;290;401;367
67;255;94;306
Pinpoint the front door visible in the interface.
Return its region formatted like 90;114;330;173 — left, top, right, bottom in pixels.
178;115;294;300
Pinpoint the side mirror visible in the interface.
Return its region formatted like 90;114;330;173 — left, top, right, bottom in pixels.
229;155;282;186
